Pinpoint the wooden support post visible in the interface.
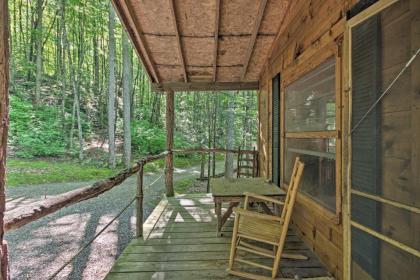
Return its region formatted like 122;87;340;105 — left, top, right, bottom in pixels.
165;90;174;197
0;0;9;278
236;147;241;178
200;151;205;181
207;150;211;193
136;162;144;238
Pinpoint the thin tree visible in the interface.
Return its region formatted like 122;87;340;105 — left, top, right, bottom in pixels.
34;0;43;104
122;31;132;167
108;3;116;168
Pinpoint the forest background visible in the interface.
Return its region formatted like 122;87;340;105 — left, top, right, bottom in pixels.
6;0;258;187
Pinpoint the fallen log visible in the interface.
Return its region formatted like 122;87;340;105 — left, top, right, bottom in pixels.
4;151;168;232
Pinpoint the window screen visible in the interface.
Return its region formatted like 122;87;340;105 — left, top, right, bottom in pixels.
350;1;420;279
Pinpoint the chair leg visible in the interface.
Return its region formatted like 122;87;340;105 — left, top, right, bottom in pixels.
271;244;284;278
228;214;241;269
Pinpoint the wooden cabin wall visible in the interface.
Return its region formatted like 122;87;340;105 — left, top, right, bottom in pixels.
257;0;358;278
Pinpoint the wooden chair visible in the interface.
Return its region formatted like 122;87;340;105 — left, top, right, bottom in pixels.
237;147;258;178
228;157;305;279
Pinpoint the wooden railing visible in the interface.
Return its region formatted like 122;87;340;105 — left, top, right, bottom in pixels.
4;147;258;235
4;151;168;232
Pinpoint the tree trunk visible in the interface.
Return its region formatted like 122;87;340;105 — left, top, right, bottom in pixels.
0;0;10;277
225;94;235;178
59;0;66;133
75;93;84;160
34;0;43;105
63;16;84;160
108;4;116;168
212;95;218;177
69;93;76;150
122;32;132;167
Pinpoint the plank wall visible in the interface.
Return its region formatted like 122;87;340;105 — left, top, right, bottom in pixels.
257;0;358;278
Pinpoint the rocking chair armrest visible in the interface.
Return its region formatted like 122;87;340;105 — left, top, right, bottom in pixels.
233;207;284;223
243;192;285;205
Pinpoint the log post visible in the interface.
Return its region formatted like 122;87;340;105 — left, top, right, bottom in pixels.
207;150;211;193
200;151;205;181
136;162;144;238
165;90;174;197
0;1;9;279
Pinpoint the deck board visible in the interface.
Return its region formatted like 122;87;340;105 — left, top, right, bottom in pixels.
106;194;332;279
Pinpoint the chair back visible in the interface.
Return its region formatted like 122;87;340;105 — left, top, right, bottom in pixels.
278;157;304;245
236;147;258;178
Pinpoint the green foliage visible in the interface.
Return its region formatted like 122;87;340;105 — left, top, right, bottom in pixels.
9;95;91;158
9;95;67;158
131;120;166;154
174;178;196;195
131;120;193;155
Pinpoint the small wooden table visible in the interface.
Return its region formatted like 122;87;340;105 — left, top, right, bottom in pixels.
211;177;286;236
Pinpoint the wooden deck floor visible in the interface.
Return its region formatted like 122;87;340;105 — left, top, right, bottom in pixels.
106;193;332;280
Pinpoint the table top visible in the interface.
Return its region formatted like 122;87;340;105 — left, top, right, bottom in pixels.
211;177;286;197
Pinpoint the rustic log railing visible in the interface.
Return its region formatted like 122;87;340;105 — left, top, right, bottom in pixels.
4;151;169;232
4;147;258;235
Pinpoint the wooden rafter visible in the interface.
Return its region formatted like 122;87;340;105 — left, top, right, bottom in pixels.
240;0;268;81
169;0;188;83
213;0;221;82
113;0;160;83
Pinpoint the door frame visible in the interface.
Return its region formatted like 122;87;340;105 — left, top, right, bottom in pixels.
271;73;281;186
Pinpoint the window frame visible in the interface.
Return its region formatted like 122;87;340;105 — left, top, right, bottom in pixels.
281;53;342;223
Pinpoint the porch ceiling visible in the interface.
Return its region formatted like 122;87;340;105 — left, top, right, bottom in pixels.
112;0;290;92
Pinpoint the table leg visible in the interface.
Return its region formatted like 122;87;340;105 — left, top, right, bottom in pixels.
260;202;274;215
221;202;239;230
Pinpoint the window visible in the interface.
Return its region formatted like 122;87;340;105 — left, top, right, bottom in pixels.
284;57;338;212
285;58;336;132
285;138;336;211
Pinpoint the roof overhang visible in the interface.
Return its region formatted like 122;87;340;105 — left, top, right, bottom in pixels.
112;0;289;92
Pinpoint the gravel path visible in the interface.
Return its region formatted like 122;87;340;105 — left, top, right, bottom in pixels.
5;162;224;280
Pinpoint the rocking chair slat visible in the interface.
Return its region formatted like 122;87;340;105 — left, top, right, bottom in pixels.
235;258;273;271
237;245;275;258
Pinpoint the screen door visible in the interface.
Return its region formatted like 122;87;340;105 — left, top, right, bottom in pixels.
347;0;420;279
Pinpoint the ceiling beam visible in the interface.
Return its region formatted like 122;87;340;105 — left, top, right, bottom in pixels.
112;0;160;83
152;81;259;92
240;0;268;81
213;0;221;82
169;0;188;83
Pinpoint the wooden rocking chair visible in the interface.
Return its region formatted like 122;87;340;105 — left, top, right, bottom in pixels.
228;157;305;279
